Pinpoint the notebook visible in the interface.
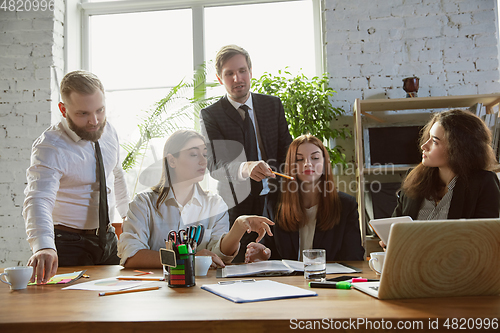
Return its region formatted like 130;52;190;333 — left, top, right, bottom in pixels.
217;260;361;278
368;216;413;245
201;279;317;303
353;218;500;300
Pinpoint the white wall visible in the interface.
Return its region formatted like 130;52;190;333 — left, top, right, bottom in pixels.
324;0;500;195
0;1;65;266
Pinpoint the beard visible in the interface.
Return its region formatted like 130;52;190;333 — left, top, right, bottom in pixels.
66;114;107;142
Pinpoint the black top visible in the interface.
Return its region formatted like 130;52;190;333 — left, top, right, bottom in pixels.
200;93;292;219
263;192;365;261
393;169;500;219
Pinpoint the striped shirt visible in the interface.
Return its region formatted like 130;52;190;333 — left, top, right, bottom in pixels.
417;176;458;220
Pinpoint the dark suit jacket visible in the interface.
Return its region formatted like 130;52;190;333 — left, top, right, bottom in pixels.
392;169;500;219
262;192;365;261
200;93;292;219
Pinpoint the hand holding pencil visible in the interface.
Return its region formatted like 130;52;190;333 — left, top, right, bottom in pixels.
271;171;294;180
244;161;294;181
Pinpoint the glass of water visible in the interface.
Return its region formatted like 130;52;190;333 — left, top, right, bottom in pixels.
303;249;326;279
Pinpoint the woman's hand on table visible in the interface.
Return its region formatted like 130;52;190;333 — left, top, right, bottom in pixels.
245;242;271;263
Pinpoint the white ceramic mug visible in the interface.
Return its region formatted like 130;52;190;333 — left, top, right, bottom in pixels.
195;256;212;276
0;266;33;290
368;252;386;275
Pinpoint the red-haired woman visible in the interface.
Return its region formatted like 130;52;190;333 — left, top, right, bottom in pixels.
245;135;365;262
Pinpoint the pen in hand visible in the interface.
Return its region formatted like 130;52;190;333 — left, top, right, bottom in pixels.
271;171;294;180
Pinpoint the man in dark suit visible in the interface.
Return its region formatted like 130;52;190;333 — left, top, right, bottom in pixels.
200;45;292;262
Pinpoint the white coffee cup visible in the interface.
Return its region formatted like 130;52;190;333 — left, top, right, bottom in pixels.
0;266;33;290
195;256;212;276
369;252;385;275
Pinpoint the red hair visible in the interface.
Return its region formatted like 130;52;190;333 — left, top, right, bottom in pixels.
275;135;341;232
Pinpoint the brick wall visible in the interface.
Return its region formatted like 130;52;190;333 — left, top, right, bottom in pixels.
324;0;500;195
0;2;65;267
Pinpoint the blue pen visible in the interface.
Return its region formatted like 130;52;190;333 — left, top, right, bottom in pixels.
194;225;202;244
189;226;196;242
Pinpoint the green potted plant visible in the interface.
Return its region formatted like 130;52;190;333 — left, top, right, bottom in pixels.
251;69;350;167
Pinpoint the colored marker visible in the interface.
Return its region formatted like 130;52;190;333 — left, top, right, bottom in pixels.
350;278;379;283
309;281;352;289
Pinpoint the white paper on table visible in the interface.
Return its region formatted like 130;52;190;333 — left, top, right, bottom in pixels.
62;277;155;291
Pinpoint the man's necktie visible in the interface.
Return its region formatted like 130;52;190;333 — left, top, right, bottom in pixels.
240;104;263;195
95;141;109;246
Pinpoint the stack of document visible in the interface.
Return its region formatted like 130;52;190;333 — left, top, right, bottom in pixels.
219;260;360;278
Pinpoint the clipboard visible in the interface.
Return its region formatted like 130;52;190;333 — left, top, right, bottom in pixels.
201;279;317;303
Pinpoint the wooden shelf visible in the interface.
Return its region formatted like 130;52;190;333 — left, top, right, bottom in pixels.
362;165;416;174
353;93;500;249
358;94;500;112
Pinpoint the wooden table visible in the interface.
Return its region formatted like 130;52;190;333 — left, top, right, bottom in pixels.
1;262;499;332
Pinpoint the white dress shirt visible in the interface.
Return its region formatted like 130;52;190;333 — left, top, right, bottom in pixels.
23;119;130;253
227;93;270;196
117;184;237;266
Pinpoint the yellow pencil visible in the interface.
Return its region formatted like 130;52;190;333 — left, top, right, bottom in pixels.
98;286;161;297
272;171;294;180
117;277;165;281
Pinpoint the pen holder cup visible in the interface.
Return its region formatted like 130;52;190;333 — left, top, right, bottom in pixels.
165;252;195;288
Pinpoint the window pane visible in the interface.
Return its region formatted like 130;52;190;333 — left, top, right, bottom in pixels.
90;9;193;90
204;0;316;81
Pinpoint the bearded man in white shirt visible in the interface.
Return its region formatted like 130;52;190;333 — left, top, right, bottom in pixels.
23;71;130;284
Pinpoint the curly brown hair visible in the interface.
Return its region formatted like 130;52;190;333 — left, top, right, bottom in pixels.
402;109;497;200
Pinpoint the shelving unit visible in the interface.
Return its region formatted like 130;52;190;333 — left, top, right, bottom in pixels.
353;93;500;246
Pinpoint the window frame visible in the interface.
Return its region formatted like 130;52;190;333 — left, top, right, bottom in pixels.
67;0;324;76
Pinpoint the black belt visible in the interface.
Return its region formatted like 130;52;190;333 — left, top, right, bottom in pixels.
54;225;98;235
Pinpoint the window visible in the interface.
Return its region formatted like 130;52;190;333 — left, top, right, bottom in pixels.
77;0;322;208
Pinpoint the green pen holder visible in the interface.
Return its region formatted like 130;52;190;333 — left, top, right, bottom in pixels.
164;252;195;288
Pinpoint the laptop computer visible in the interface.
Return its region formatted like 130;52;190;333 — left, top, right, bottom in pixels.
353;218;500;300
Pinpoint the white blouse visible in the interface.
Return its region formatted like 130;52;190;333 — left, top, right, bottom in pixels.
118;184;237;265
298;205;318;261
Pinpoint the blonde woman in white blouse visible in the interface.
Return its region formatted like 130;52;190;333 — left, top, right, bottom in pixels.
118;130;273;268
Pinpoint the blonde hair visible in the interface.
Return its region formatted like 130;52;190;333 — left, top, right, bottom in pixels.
152;130;206;210
215;45;252;77
60;70;105;103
